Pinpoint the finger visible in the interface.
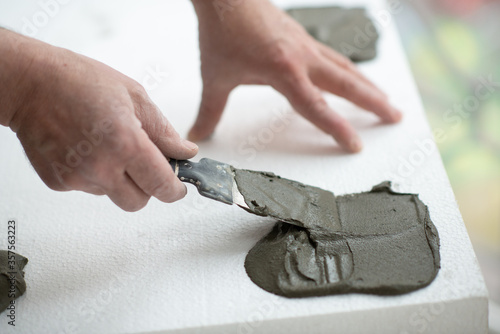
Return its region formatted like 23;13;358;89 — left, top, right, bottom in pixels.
273;73;363;153
126;130;188;204
104;172;151;212
134;99;198;160
310;59;402;123
188;83;232;142
314;41;386;96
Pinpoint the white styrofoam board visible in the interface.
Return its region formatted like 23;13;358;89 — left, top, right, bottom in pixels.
0;0;488;333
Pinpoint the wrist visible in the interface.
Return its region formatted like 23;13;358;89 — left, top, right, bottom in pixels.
191;0;268;25
0;29;49;129
191;0;280;41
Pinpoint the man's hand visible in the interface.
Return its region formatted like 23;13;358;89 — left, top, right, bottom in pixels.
0;29;198;211
190;0;402;153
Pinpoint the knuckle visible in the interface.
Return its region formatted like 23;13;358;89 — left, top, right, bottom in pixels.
269;40;298;73
106;129;142;157
307;97;328;116
290;81;324;114
128;82;149;102
338;76;356;94
284;73;309;98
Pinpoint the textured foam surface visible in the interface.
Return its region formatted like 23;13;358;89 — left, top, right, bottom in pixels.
0;0;488;333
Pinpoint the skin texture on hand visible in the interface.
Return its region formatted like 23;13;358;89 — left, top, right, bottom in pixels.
0;29;198;211
190;0;402;153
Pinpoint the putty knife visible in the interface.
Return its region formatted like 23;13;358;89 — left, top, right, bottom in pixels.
169;158;249;209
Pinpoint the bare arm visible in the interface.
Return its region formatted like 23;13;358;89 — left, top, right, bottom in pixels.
0;29;198;211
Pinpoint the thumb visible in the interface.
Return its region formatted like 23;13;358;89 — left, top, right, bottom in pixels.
188;84;232;142
136;101;198;160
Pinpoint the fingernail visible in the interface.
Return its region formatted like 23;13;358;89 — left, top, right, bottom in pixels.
349;136;363;153
182;139;198;151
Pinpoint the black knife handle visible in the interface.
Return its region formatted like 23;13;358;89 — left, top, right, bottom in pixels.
169;158;234;205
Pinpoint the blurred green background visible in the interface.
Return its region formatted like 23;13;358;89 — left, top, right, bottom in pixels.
394;0;500;325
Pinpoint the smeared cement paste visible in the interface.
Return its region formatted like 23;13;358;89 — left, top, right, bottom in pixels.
287;6;379;62
0;251;28;313
234;170;440;298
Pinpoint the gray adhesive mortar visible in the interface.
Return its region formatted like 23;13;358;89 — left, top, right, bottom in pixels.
0;251;28;313
234;170;440;298
287;6;379;62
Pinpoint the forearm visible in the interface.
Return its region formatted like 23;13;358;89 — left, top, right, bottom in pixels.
191;0;274;29
0;29;45;128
